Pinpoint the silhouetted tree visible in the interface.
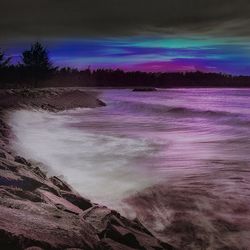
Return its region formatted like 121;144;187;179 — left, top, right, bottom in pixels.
0;49;10;69
22;42;55;86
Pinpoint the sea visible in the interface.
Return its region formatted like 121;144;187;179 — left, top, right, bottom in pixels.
9;88;250;249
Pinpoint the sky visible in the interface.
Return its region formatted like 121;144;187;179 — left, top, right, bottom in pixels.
1;0;250;75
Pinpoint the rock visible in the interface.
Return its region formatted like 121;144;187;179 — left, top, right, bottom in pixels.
0;173;172;250
97;238;135;250
0;151;6;159
25;247;44;250
98;99;107;106
0;88;106;111
66;248;84;250
32;166;46;179
133;88;157;92
60;190;92;211
0;187;43;202
83;206;174;250
104;224;142;249
0;158;59;194
14;156;31;166
39;190;83;214
50;176;72;192
83;206;117;233
0;203;99;249
40;104;56;111
0;149;14;161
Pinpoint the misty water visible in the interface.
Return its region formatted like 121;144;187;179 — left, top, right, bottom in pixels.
9;88;250;249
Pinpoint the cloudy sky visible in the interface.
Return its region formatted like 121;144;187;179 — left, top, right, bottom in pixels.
1;0;250;74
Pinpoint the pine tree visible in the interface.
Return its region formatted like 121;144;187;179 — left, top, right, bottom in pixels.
22;42;55;86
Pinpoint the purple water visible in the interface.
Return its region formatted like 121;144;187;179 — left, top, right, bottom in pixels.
9;88;250;249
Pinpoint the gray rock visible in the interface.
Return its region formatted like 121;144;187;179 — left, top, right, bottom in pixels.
14;156;31;166
0;152;6;159
60;190;92;211
50;176;72;192
83;206;174;250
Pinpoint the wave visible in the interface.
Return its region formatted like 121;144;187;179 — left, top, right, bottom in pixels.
8;109;158;206
115;100;241;119
123;164;250;250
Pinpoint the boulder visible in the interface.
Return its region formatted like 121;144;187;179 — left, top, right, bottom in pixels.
83;206;174;250
97;238;135;250
133;88;157;92
25;247;44;250
60;190;92;211
49;176;72;192
0;203;99;250
0;151;6;159
14;156;31;167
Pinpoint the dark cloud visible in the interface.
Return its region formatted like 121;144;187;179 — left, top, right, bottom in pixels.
0;0;250;40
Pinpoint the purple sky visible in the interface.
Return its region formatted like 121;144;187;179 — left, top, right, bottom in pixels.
1;1;250;75
4;36;250;75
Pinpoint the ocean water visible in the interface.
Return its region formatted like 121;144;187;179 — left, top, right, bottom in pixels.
9;88;250;249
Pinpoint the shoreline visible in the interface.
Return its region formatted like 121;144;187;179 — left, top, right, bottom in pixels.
0;88;174;250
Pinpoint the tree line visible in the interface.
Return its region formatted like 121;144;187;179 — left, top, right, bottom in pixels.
1;42;250;88
0;42;56;88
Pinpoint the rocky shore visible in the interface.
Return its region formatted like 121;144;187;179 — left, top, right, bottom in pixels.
0;88;174;250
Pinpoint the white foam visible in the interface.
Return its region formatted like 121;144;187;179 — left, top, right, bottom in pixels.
8;109;155;205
